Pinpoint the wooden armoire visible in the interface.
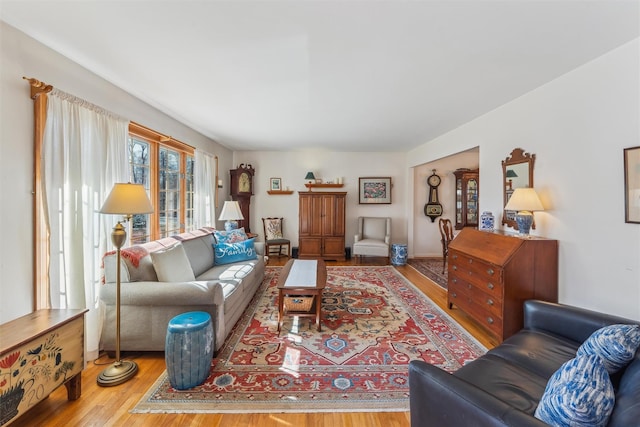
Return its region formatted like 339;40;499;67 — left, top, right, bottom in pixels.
298;191;346;261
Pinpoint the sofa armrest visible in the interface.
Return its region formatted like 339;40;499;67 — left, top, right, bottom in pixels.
409;360;548;427
523;300;638;344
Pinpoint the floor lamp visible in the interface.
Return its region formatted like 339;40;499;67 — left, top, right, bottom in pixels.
98;183;153;387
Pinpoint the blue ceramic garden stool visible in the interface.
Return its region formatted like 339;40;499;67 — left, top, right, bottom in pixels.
165;311;214;390
391;243;408;266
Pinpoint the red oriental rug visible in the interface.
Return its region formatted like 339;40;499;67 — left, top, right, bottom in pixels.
132;266;485;414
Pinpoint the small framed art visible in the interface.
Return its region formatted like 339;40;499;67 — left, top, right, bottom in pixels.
270;177;282;191
359;177;392;204
624;146;640;223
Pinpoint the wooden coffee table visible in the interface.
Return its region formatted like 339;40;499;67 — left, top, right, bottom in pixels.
277;259;327;332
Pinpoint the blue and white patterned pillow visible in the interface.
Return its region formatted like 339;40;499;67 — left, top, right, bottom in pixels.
214;227;248;244
213;238;257;265
534;354;614;427
577;324;640;374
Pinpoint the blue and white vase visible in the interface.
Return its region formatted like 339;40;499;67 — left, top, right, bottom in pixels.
480;211;495;231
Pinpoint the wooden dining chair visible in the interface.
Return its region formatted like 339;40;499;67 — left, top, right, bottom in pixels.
438;218;454;274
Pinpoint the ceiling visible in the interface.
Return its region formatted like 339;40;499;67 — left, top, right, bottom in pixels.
1;1;638;152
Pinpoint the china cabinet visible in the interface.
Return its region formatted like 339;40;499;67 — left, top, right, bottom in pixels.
453;168;479;229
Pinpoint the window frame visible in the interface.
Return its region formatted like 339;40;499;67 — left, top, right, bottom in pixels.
128;122;195;243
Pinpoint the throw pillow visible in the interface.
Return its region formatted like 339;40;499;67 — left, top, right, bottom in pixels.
214;238;257;265
577;324;640;374
264;218;283;240
214;227;248;244
150;243;196;282
534;354;614;427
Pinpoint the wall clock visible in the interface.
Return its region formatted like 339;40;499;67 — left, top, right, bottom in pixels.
424;169;443;222
229;164;255;232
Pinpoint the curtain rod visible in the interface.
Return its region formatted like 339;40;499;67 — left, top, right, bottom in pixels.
24;77;196;151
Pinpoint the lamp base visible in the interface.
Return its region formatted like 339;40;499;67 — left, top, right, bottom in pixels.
97;360;138;387
224;220;238;231
514;212;533;235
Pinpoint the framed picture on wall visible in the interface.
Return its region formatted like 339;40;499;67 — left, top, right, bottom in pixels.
624;146;640;223
359;177;392;204
270;177;282;191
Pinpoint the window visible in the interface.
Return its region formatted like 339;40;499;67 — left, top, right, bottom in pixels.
129;122;195;244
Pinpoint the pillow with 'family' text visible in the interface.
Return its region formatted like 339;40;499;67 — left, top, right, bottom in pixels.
576;323;640;374
213;238;257;265
534;354;614;427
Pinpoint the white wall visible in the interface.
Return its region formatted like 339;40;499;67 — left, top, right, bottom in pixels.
0;22;232;323
230;150;408;249
407;39;640;320
411;148;479;258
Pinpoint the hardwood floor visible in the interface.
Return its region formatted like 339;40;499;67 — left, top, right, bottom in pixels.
11;257;496;427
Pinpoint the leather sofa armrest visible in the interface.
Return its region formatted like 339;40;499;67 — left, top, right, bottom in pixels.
523;300;638;344
409;360;548;427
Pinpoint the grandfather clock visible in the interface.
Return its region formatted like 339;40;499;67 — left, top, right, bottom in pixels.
229;164;255;233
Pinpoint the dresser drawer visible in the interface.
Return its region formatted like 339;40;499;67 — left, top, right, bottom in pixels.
461;298;503;337
449;252;503;301
448;276;502;319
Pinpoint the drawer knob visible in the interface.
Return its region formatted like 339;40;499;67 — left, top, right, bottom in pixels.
487;283;494;290
486;268;494;275
487;317;494;324
468;259;473;264
452;254;458;260
487;298;494;306
452;278;457;284
453;265;457;271
451;292;457;298
467;284;472;289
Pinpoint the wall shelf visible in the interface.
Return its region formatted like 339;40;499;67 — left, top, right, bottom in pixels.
267;190;294;195
304;183;344;189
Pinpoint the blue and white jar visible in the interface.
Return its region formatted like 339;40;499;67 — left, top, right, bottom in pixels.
480;211;495;231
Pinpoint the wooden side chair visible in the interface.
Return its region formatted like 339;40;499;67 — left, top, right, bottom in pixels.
438;218;454;274
262;217;291;258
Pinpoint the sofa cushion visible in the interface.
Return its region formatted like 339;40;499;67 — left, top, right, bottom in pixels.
214;227;248;244
150;243;196;282
535;354;614;427
576;324;640;374
453;354;549;414
214;239;257;265
489;329;580;380
181;234;215;277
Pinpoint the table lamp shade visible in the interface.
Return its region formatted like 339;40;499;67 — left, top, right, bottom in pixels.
218;201;244;221
504;188;544;213
101;183;153;215
304;172;316;181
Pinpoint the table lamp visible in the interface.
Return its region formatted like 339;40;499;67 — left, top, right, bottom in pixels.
98;183;153;386
219;200;244;231
305;172;316;185
504;188;544;235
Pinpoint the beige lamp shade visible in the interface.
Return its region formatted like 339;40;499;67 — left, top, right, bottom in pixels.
100;183;154;215
218;200;245;221
504;188;544;213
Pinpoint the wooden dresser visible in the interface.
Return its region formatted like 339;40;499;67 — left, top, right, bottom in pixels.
298;191;346;261
447;228;558;342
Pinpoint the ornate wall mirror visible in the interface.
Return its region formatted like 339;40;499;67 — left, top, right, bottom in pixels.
502;148;535;230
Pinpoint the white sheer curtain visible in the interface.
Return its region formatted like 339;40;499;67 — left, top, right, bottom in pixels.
194;149;217;228
42;89;129;360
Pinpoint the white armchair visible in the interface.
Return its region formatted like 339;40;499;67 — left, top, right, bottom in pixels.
352;217;391;262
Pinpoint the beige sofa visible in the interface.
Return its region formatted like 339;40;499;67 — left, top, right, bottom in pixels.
100;228;265;353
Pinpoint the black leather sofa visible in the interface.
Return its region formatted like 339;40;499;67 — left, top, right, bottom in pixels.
409;300;640;426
